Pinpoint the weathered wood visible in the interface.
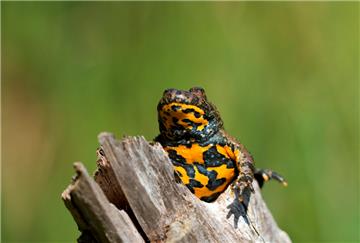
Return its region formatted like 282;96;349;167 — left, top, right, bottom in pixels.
63;133;291;243
62;162;145;243
97;133;290;242
94;147;128;210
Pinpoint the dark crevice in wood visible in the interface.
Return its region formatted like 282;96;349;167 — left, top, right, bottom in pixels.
94;147;150;242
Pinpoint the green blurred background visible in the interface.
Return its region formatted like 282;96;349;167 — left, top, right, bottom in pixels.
2;2;358;242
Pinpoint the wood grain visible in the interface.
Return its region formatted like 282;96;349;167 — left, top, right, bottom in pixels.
62;133;291;243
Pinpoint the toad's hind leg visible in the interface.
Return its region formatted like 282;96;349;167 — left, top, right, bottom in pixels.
254;168;287;188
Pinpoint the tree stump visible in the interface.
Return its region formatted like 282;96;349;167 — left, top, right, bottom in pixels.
62;132;291;243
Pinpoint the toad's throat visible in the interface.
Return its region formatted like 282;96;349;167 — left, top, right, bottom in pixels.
159;102;209;131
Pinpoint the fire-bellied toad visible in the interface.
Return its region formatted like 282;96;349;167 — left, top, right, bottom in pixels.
155;87;287;202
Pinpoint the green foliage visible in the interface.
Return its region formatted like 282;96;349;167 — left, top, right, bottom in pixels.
2;2;358;242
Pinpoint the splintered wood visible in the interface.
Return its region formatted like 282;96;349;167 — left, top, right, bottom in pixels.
62;133;291;243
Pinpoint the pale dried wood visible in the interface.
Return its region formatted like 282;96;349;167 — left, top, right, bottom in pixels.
62;133;291;243
62;162;145;243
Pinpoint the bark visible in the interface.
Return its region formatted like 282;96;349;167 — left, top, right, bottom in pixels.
62;132;291;243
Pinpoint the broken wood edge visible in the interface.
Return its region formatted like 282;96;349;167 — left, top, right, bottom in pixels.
93;133;292;243
94;137;149;241
62;162;144;243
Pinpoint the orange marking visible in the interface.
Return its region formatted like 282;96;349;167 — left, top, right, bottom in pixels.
159;103;208;131
224;146;236;161
234;149;240;159
209;164;235;182
205;164;236;196
166;144;212;164
194;180;229;197
216;145;230;159
193;166;209;187
174;166;190;184
166;143;240;199
194;187;213;198
194;164;235;198
193;166;211;197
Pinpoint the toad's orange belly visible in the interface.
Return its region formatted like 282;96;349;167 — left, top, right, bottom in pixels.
174;164;236;199
164;143;238;202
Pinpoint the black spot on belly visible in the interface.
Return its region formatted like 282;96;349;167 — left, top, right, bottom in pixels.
188;179;203;188
195;164;228;191
167;149;186;164
167;154;196;179
183;164;195;178
186;179;204;193
195;164;208;176
207;177;227;191
203;146;234;168
200;192;222;202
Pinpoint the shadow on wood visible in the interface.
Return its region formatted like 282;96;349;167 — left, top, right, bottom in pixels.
62;132;291;243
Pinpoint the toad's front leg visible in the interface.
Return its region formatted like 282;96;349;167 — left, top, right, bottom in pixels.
231;147;256;202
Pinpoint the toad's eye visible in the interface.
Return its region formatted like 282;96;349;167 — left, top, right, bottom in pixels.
163;88;176;96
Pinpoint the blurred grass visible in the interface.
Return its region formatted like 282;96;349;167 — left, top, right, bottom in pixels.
2;2;358;242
